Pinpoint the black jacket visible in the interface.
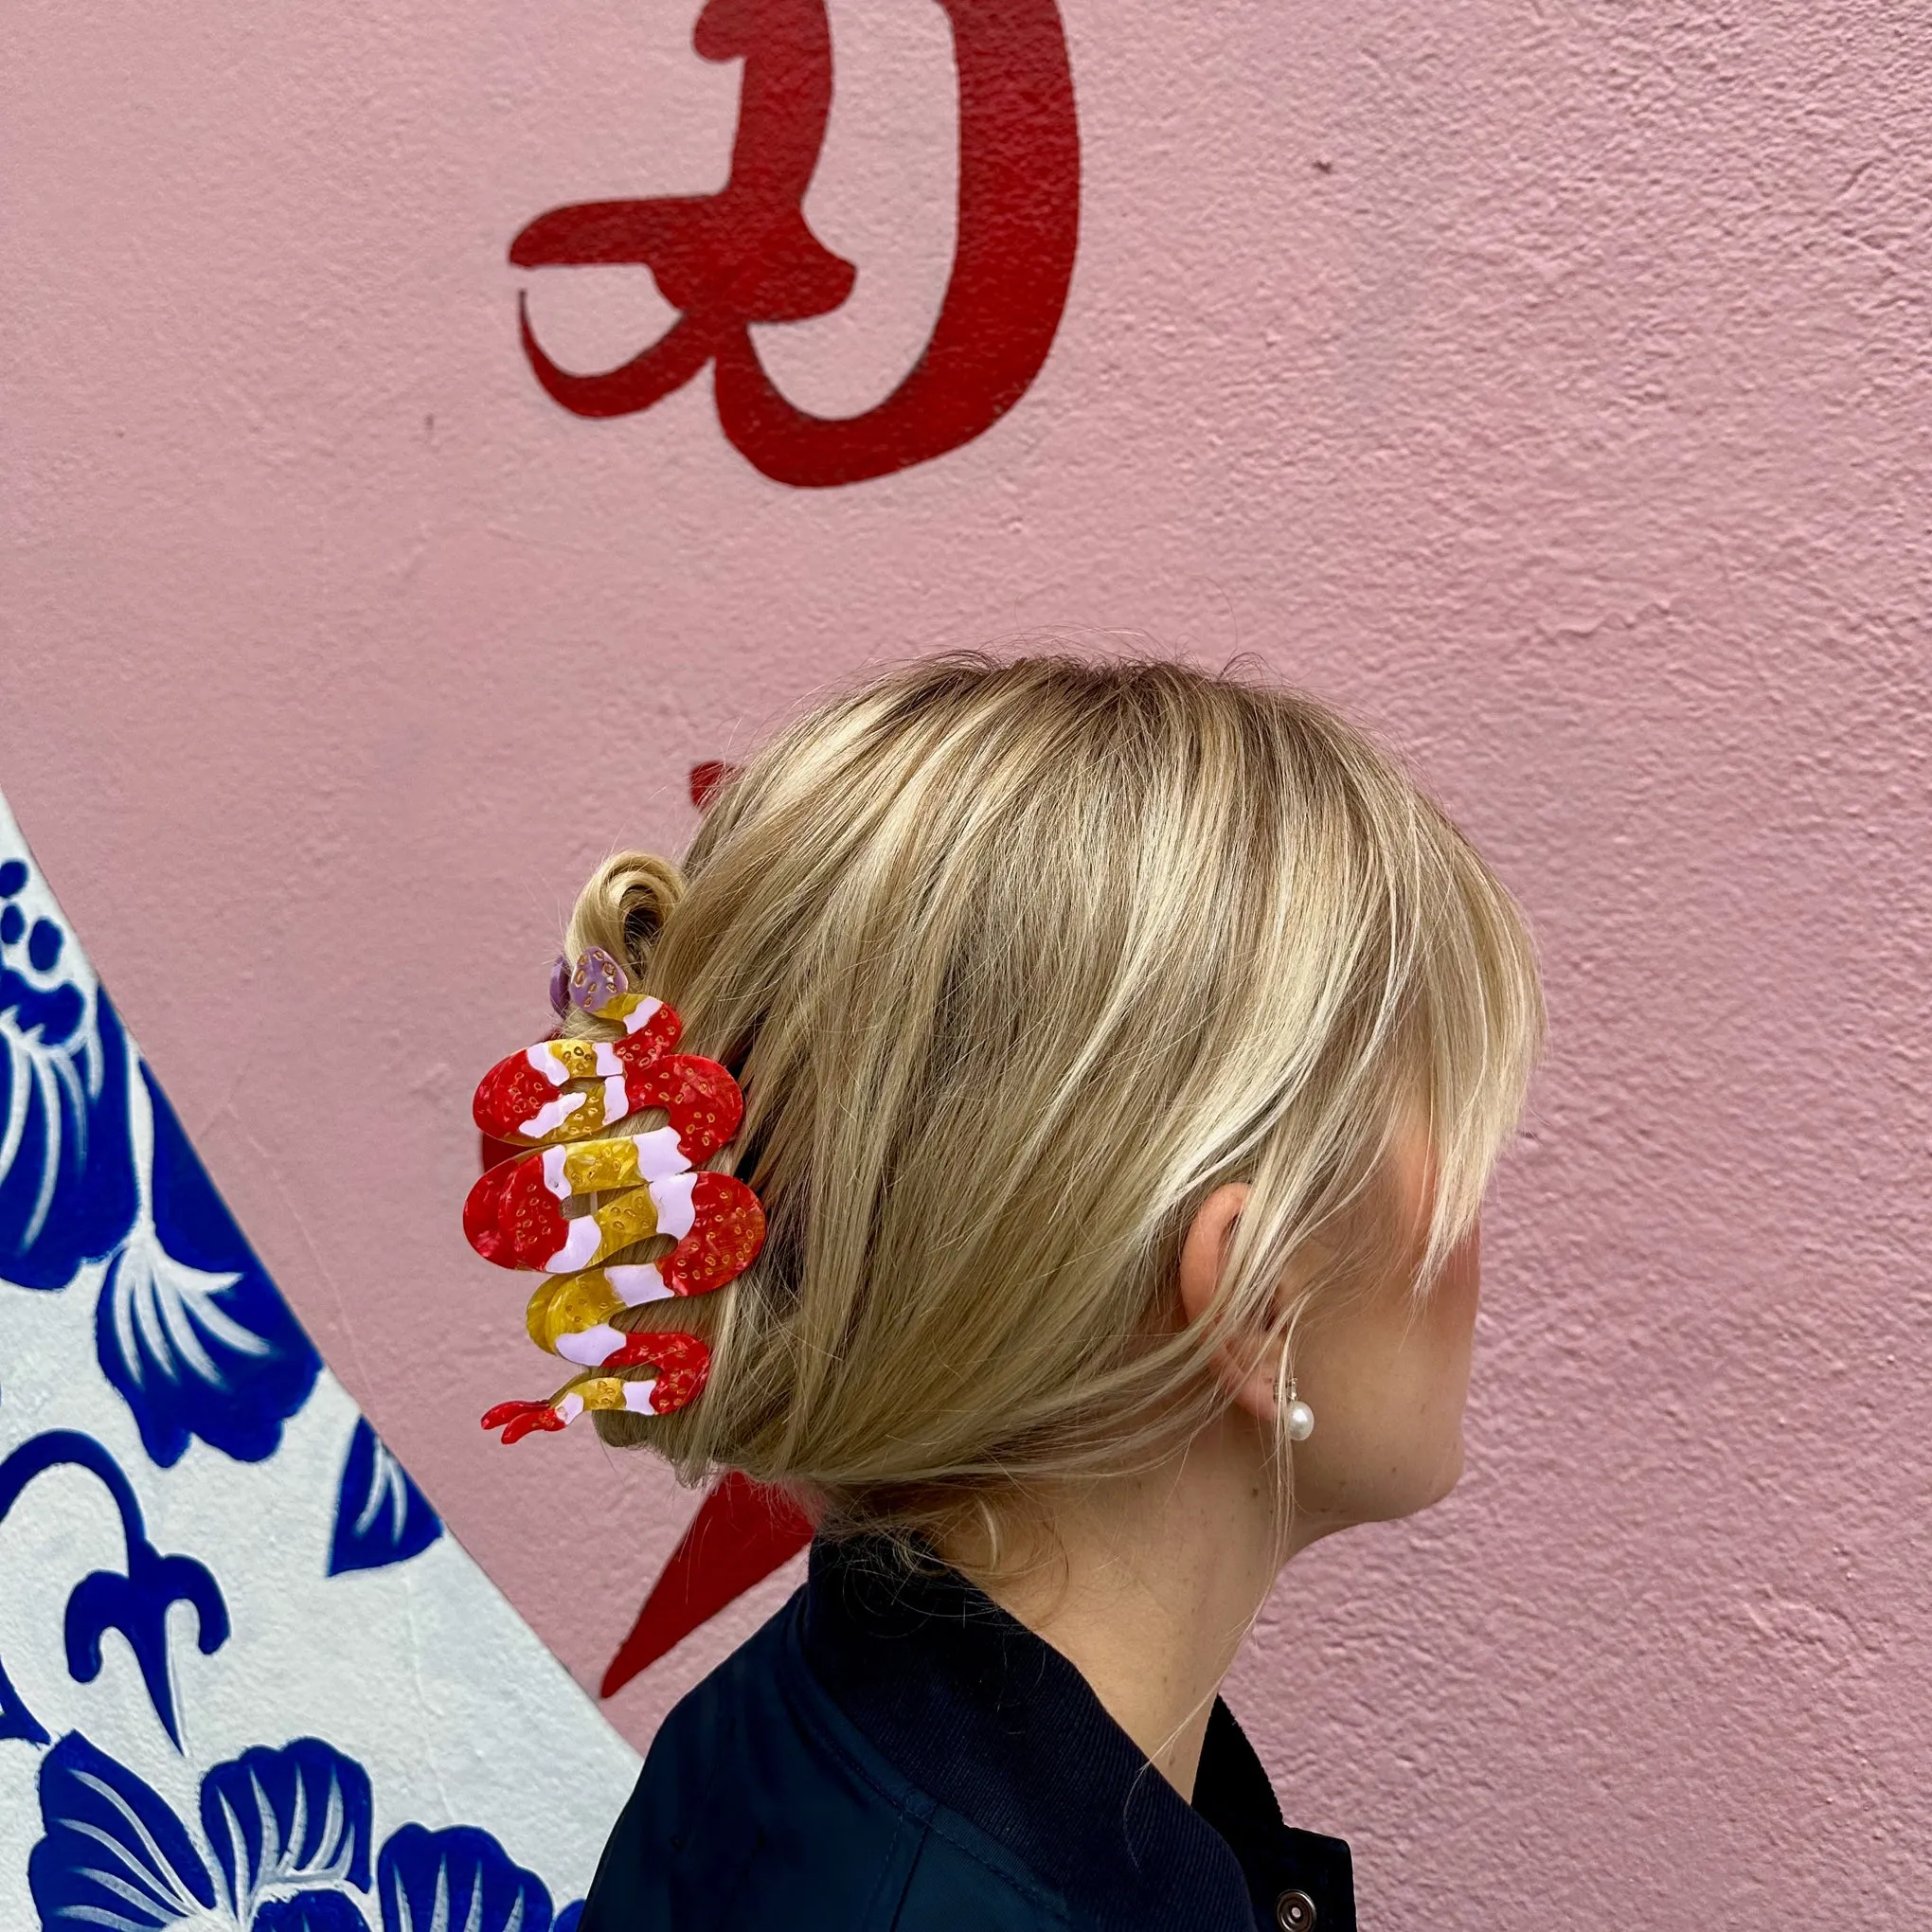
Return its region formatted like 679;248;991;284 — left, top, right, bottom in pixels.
581;1537;1356;1931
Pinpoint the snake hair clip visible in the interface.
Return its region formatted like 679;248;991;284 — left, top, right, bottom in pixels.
462;948;765;1443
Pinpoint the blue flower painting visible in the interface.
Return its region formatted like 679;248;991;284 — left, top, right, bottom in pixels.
1;835;321;1469
0;795;634;1928
0;864;135;1296
0;1431;229;1750
29;1733;581;1932
329;1422;442;1577
91;1046;321;1469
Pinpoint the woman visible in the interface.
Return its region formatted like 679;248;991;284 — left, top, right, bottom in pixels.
469;653;1542;1929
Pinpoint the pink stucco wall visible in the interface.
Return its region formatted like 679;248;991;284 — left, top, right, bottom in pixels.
5;2;1928;1924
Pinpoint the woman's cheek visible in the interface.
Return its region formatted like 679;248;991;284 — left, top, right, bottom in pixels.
1289;1228;1484;1527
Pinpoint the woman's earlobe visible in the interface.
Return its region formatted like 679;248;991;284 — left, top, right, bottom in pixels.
1177;1183;1282;1423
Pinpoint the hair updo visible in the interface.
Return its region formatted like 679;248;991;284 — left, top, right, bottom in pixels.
556;651;1542;1557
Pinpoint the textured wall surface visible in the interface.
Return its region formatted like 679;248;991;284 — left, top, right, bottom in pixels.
4;2;1928;1926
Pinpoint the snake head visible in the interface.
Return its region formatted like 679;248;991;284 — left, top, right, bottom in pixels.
480;1399;569;1445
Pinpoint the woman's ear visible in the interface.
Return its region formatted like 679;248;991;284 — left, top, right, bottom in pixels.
1178;1182;1281;1423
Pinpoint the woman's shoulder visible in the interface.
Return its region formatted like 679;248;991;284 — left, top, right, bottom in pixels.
577;1537;1352;1932
577;1589;1077;1932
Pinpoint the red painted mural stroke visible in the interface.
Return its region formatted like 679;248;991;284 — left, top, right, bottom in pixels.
510;0;1080;487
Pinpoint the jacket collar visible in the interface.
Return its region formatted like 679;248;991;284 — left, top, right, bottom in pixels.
799;1535;1355;1932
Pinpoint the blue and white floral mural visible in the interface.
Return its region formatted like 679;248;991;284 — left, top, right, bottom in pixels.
30;1731;588;1932
0;793;638;1929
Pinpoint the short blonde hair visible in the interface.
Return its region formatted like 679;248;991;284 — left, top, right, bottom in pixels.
558;653;1542;1545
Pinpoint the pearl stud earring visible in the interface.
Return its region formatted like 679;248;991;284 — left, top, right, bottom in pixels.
1285;1374;1315;1443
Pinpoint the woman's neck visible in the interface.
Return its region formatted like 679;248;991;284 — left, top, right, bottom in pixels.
954;1409;1289;1800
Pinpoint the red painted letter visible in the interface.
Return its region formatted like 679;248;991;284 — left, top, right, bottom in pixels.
511;0;1080;487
